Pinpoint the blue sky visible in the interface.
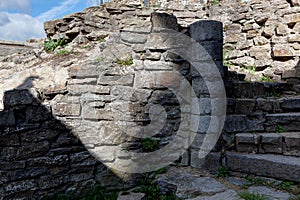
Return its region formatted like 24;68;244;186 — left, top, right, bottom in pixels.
0;0;106;41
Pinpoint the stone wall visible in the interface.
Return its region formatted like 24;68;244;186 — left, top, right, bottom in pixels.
2;0;300;197
56;15;224;173
0;89;136;199
44;0;300;83
208;0;300;82
0;40;39;57
1;2;225;198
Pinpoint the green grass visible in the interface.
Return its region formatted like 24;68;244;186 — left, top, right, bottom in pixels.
222;49;236;68
140;138;159;152
245;175;299;193
133;174;176;200
43;37;67;52
216;165;231;178
116;57;133;66
275;125;286;133
80;45;89;49
260;76;273;82
246;175;273;187
99;38;106;43
94;56;105;63
244;65;256;74
151;2;162;8
135;183;177;200
267;91;283;98
211;0;219;5
45;167;175;200
276;181;293;191
57;49;70;55
239;192;268;200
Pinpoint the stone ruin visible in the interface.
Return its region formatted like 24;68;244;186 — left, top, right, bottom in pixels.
0;0;300;199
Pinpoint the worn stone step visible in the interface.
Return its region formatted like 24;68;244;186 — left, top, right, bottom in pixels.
227;97;300;115
265;113;300;132
235;132;300;156
224;114;264;133
281;98;300;111
224;113;300;133
225;152;300;182
225;81;298;99
282;69;300;84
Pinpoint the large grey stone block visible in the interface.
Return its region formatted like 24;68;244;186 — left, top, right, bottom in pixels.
265;113;300;132
3;89;38;108
259;133;283;154
0;110;15;127
247;186;291;200
120;32;147;44
226;152;300;182
281;98;300;111
235;99;256;115
236;133;259;153
189;20;223;42
151;12;179;31
280;132;300;157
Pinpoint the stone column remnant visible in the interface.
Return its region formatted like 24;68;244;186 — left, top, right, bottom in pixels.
189;20;224;77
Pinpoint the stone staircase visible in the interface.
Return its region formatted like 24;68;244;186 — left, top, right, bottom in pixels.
222;77;300;182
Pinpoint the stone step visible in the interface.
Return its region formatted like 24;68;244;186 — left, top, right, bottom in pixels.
224;113;300;133
282;69;300;84
265;113;300;132
227;97;300;115
155;166;295;200
225;152;300;182
225;81;298;99
235;132;300;156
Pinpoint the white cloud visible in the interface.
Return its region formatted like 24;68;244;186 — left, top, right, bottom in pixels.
86;0;99;6
0;12;10;26
86;0;110;7
37;0;81;23
0;0;31;13
0;12;45;41
0;0;107;41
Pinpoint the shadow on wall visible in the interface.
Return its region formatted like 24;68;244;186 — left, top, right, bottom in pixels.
297;59;300;80
0;77;133;199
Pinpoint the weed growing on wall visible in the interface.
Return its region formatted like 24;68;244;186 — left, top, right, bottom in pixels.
116;57;133;66
216;165;231;177
43;37;67;52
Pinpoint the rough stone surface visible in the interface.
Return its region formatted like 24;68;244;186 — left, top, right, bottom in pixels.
226;152;300;182
0;4;226;198
1;1;300;199
248;186;291;200
117;192;145;200
156;167;227;199
188;190;242;200
37;0;300;83
235;133;259;153
0;40;38;56
235;132;300;156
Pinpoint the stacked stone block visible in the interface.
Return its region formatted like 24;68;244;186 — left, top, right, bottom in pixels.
0;89;133;199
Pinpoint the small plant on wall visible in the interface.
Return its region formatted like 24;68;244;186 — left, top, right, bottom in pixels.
116;56;133;66
275;124;286;133
141;138;159;152
211;0;220;6
43;37;67;52
216;165;231;177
